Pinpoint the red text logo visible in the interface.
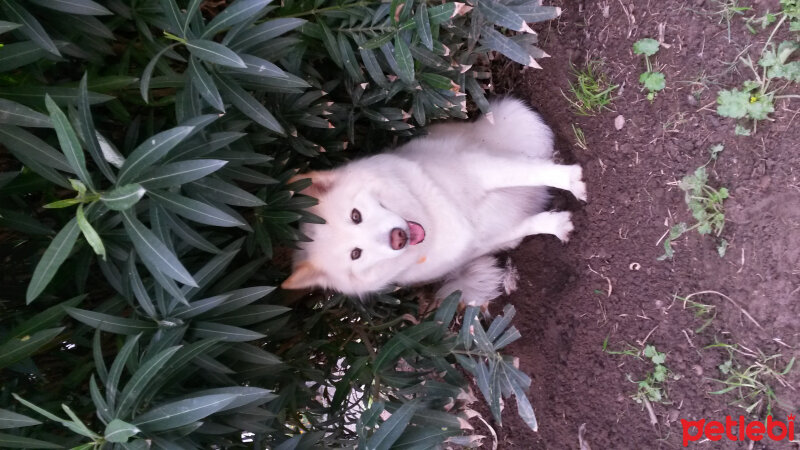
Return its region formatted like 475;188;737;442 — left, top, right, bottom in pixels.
681;415;795;446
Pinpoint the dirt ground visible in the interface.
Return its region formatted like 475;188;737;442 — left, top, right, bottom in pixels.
484;0;800;448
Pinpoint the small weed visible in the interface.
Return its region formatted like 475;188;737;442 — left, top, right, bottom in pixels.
571;124;588;151
708;143;725;161
659;166;729;260
676;294;717;333
563;60;618;115
706;342;796;418
712;0;752;42
630;345;673;404
602;336;640;357
633;38;665;101
716;0;800;134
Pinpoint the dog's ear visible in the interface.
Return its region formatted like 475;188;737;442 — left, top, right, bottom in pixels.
289;170;336;197
281;262;324;290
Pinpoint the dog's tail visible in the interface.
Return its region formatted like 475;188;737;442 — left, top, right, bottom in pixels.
475;98;554;159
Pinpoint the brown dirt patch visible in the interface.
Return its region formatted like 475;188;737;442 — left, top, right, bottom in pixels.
484;0;800;448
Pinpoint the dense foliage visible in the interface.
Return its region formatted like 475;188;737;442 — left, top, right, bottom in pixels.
0;0;559;447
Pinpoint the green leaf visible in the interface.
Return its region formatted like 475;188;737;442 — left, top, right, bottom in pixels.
225;342;282;365
105;334;141;408
477;0;533;32
27;0;111;15
65;307;157;335
189;176;266;207
0;327;63;369
229;18;306;51
46;95;92;188
117;126;195;184
393;36;414;83
392;427;459;449
509;376;538;432
76;204;106;260
633;38;659;56
0;41;49;73
0;208;53;235
185;386;275;411
204;286;275;316
716;89;750;119
192;321;266;341
366;402;416;450
0;432;62;449
138;159;227;190
160;210;221;253
0;408;41;429
480;26;539;68
1;0;59;55
101;184;146;211
133;394;235;432
203;0;271;38
0;98;51;127
186;39;247;68
60;404;100;439
640;71;665;92
0;86;112;107
148;190;245;227
746;95;774;120
223;54;288;78
172;294;230;319
213;73;284;134
26;218;80;303
189;57;225;111
0;20;21;34
140;45;178;103
0;125;73;173
77;74;116;182
104;419;140;443
415;5;433;50
121;210;197;287
337;33;364;82
116;346;182;417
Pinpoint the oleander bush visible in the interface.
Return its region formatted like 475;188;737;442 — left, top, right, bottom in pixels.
0;0;559;447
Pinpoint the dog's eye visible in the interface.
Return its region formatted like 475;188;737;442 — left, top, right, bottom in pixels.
351;248;362;260
351;208;362;224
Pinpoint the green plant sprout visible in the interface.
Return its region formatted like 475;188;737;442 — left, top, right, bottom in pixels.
602;336;641;358
633;38;665;101
706;342;796;418
563;60;618;115
716;0;800;134
571;124;588;151
630;345;673;404
659;166;729;260
675;294;717;333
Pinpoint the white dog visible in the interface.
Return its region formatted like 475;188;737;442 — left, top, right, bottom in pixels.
282;98;585;306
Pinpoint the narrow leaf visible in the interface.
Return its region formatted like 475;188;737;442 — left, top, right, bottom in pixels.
139;159;227;190
1;0;60;55
100;184;146;211
121;210;197;286
26;219;80;303
65;307;157;335
0;408;41;429
213;73;284;134
203;0;270;38
149;190;245;227
393;36;414;83
133;394;235;432
186;39;246;68
117;126;195;184
27;0;112;15
0;98;51;127
188;57;225;111
76;204;106;259
0;327;64;369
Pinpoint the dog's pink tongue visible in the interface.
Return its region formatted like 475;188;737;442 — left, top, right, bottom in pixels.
408;221;425;245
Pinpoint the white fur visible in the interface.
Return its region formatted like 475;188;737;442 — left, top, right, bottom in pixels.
288;99;585;306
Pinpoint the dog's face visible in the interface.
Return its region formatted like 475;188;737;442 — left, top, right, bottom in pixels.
282;168;428;295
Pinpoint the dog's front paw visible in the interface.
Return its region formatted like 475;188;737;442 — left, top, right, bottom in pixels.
530;211;574;242
569;165;587;202
549;211;574;242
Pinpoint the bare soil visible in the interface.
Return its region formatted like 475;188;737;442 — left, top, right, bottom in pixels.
484;0;800;448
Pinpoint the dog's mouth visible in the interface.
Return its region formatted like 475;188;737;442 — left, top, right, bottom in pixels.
390;221;426;250
407;221;425;246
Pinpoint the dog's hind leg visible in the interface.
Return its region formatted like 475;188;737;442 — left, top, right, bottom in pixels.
436;256;505;307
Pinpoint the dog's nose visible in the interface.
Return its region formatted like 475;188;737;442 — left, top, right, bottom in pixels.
390;227;407;250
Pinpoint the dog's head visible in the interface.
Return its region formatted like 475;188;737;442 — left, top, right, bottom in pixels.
282;166;428;296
